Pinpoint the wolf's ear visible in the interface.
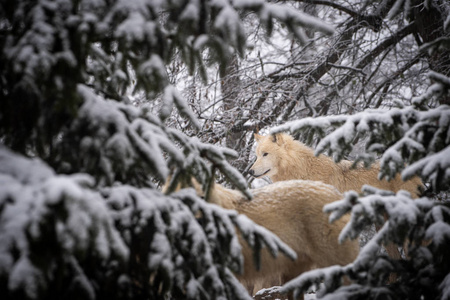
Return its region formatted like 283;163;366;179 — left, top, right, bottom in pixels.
272;133;286;146
254;133;263;142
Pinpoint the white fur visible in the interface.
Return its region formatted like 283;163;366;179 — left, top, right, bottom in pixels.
250;132;424;277
251;133;423;197
189;179;359;299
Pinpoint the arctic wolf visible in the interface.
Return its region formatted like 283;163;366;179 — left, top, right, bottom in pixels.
250;132;423;267
166;178;359;300
250;133;423;198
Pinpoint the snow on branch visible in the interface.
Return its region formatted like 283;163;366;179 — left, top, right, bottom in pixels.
261;3;335;37
404;146;450;192
315;184;450;299
213;4;246;55
105;186;239;298
104;0;334;93
160;85;201;130
387;0;409;19
105;184;278;299
0;147;128;299
324;189;424;244
65;84;250;197
173;188;296;281
167;129;252;199
58;85;187;185
0;145;260;299
55;83;254;200
281;186;449;299
271;114;348;146
411;72;450;106
272;73;450;187
281;264;354;299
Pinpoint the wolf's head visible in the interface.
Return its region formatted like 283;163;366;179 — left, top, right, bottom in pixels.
249;133;293;179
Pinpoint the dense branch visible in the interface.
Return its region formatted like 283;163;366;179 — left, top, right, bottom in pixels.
364;54;423;108
317;22;417;113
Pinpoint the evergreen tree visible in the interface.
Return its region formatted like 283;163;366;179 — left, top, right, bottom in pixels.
0;0;334;299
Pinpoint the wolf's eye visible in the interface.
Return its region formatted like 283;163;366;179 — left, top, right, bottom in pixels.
263;153;268;157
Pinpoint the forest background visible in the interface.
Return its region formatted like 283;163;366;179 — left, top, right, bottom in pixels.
0;0;450;300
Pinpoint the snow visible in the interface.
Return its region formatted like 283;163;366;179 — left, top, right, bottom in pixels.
404;145;450;188
180;0;200;22
271;114;347;141
424;204;450;248
178;136;252;199
271;91;450;191
77;85;129;133
163;85;201;129
233;0;265;9
2;0;449;298
104;182;298;298
426;221;450;246
280;264;353;299
8;256;44;299
193;34;209;51
138;54;168;85
0;147;129;297
325;189;426;244
446;13;450;31
254;286;317;299
440;273;450;300
214;4;245;50
73;84;203;183
116;12;147;43
263;3;335;36
0;146;54;184
148;232;172;270
250;177;271;188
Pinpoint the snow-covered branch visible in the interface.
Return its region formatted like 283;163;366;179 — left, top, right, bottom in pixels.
282;185;449;299
272;73;450;189
0;147;128;299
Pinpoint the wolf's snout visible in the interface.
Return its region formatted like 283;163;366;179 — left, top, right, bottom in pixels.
249;169;255;176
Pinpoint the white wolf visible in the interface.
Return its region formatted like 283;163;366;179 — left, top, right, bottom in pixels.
165;178;359;300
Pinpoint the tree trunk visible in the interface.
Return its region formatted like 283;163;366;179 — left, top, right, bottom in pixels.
221;54;249;172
